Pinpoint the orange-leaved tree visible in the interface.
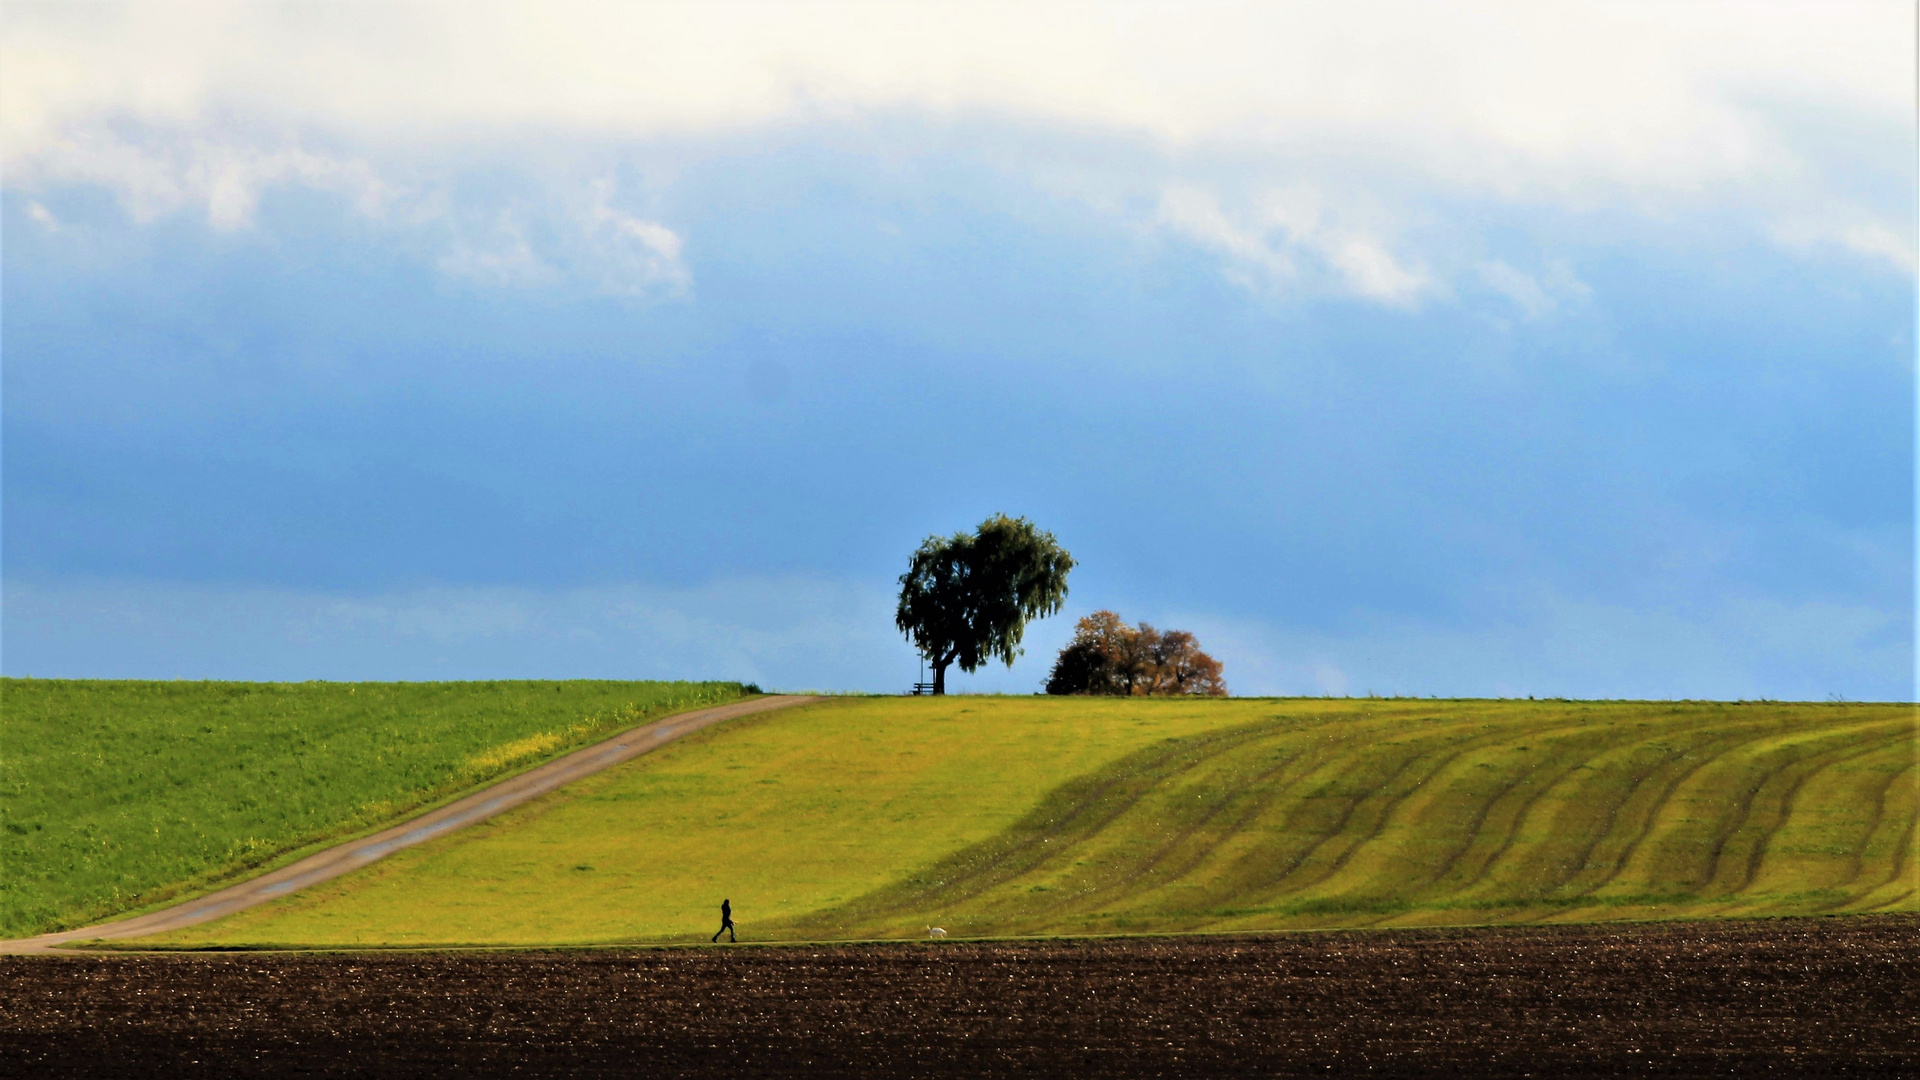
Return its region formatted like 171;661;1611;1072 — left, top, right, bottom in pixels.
1044;610;1226;696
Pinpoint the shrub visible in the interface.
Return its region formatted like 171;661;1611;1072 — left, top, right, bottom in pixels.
1044;611;1226;696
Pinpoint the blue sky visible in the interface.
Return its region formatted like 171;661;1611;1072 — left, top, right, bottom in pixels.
3;2;1913;698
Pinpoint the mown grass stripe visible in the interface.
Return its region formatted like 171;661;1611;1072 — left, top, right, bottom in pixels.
1257;716;1582;908
778;717;1291;935
1366;719;1632;901
1622;719;1904;900
1724;727;1914;898
1841;756;1917;912
1505;718;1772;901
1562;715;1822;901
1829;744;1918;894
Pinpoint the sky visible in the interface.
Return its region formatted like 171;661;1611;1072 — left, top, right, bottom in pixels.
2;1;1913;699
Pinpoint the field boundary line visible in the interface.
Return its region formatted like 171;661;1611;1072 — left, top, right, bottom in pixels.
0;694;822;955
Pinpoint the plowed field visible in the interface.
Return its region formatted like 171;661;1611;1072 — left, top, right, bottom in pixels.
6;916;1914;1078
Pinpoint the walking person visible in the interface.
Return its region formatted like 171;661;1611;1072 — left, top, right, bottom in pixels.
711;898;736;943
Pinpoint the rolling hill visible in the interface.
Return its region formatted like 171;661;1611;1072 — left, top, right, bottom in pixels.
141;695;1915;947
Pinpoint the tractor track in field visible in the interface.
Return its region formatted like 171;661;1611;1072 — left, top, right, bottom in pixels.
785;706;1916;938
1838;747;1915;894
1871;810;1917;905
1576;718;1799;900
0;695;821;955
1724;730;1910;897
1695;725;1886;896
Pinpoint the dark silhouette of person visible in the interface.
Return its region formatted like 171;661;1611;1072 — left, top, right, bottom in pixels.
711;898;735;943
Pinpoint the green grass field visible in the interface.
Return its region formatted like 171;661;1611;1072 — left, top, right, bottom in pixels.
145;696;1916;948
0;679;747;937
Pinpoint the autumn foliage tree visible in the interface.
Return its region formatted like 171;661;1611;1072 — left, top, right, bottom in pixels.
1044;610;1226;696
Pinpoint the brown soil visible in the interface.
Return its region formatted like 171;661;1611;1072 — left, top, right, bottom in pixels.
4;916;1913;1078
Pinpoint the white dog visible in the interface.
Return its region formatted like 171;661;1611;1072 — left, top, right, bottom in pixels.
927;926;947;939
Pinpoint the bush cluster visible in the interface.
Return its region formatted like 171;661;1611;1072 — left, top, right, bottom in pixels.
1044;611;1226;696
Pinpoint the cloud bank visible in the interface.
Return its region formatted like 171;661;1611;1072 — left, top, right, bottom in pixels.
5;1;1911;299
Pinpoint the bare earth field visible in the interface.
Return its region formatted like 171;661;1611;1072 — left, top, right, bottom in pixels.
5;916;1914;1078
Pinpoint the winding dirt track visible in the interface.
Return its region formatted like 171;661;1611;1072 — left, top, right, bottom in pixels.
0;694;820;955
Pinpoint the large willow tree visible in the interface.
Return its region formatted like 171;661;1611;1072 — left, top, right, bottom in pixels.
895;514;1074;695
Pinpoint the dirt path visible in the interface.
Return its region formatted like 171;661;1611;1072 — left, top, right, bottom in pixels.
0;694;820;955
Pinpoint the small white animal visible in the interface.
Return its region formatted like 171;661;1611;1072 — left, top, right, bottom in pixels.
927;926;947;939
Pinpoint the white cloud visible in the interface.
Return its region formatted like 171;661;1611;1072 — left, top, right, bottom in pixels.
26;200;57;231
1476;259;1591;319
1770;216;1919;274
11;126;393;229
583;183;690;298
1156;186;1298;287
1839;225;1919;273
3;2;1905;192
1156;185;1428;305
434;186;690;297
436;211;559;288
1327;237;1428;306
0;2;1907;298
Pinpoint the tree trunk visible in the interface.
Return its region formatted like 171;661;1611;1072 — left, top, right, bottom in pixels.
932;657;950;695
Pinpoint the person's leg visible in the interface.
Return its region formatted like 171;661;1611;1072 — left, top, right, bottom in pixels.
727;920;736;942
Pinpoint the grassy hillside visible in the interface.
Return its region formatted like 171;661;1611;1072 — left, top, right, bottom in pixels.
0;679;747;937
147;696;1915;948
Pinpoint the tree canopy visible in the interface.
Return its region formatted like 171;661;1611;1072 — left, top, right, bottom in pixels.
895;514;1074;694
1044;610;1226;696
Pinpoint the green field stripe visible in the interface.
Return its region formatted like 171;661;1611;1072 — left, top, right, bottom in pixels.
1600;718;1903;901
1186;726;1454;916
779;705;1475;936
1176;712;1562;921
1022;726;1325;920
1293;710;1749;918
1283;716;1609;914
1839;754;1917;912
1698;723;1910;898
1870;816;1916;909
1562;714;1831;901
1411;724;1647;903
1462;716;1795;905
1004;708;1479;931
1049;711;1458;913
1730;737;1916;911
774;716;1298;935
1253;716;1634;915
1409;714;1677;899
1721;727;1916;900
1835;743;1920;894
1046;714;1439;926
